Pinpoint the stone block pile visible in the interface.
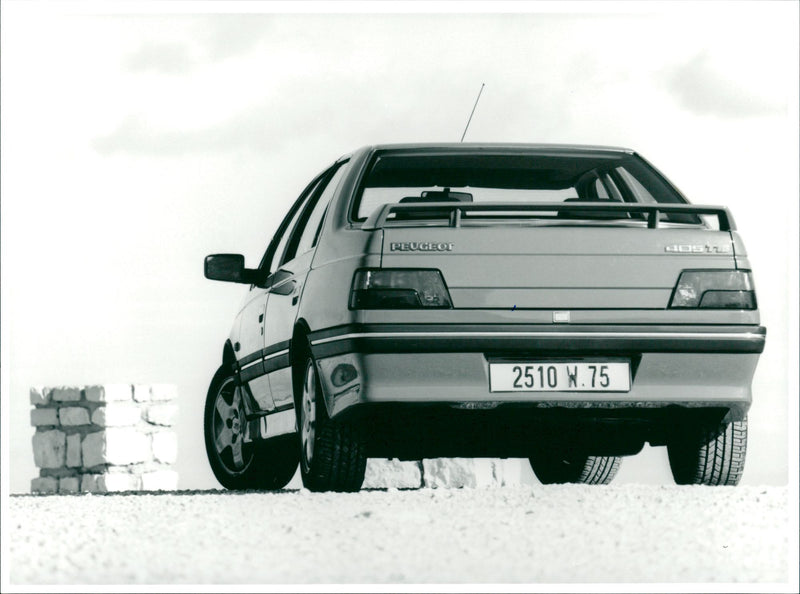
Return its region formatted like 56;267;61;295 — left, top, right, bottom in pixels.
363;458;523;489
29;384;178;494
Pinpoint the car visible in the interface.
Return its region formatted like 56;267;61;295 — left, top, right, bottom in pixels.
203;143;766;491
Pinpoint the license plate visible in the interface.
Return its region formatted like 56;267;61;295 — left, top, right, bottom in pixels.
489;361;631;392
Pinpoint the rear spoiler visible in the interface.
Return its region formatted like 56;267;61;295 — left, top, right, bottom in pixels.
361;202;736;231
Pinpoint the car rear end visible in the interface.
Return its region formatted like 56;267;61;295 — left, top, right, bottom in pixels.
309;145;765;465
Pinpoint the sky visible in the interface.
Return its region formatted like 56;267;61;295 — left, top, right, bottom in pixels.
2;1;798;494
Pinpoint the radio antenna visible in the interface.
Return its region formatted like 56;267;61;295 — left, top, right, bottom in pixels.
460;83;485;142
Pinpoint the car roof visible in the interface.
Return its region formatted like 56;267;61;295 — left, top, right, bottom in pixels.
361;142;635;154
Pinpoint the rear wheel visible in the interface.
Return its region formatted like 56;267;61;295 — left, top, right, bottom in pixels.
204;366;298;490
298;355;366;492
529;449;621;485
667;417;747;486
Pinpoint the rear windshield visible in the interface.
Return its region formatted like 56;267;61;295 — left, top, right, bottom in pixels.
352;151;698;225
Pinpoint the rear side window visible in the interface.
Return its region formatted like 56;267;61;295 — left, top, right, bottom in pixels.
615;168;658;203
292;161;349;259
351;151;691;223
257;159;351;280
258;174;328;277
265;188;315;274
594;179;610;199
614;167;699;224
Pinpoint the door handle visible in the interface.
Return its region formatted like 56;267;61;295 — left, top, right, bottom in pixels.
270;279;296;296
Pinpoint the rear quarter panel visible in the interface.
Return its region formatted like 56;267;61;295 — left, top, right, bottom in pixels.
296;146;380;333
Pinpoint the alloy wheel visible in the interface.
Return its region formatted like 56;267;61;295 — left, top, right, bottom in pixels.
212;377;250;472
300;360;317;470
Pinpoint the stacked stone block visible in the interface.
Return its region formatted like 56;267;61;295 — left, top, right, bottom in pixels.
363;458;523;489
30;384;178;494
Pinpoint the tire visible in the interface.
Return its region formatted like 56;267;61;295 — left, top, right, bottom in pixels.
297;354;366;492
667;417;747;486
529;449;621;485
204;365;299;490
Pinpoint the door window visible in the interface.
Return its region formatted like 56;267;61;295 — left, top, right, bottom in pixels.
268;200;309;273
257;175;327;281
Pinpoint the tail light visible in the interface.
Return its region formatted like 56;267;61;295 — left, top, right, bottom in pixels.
350;269;453;309
669;270;756;309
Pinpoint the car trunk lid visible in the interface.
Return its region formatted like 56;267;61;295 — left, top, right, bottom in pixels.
373;204;737;310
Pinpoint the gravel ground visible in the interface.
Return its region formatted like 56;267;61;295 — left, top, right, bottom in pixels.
7;485;791;586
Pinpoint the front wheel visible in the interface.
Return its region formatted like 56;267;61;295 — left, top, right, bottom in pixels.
298;356;366;492
529;449;621;485
204;365;298;490
667;417;747;486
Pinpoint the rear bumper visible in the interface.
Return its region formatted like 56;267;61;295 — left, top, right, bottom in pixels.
309;324;764;421
310;323;766;357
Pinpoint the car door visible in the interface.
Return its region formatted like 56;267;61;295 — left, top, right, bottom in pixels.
264;160;350;410
233;286;271;410
236;172;330;412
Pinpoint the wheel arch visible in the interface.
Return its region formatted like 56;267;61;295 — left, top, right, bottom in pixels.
291;319;312;412
291;319;335;419
222;340;237;371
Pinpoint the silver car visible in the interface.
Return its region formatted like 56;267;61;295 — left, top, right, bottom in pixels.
204;143;765;491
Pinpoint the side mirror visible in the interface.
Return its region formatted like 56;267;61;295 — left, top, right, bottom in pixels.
204;254;257;284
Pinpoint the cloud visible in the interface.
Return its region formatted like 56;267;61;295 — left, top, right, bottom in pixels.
197;16;270;61
123;41;196;74
122;17;271;74
92;93;340;157
664;51;784;118
93;108;274;156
